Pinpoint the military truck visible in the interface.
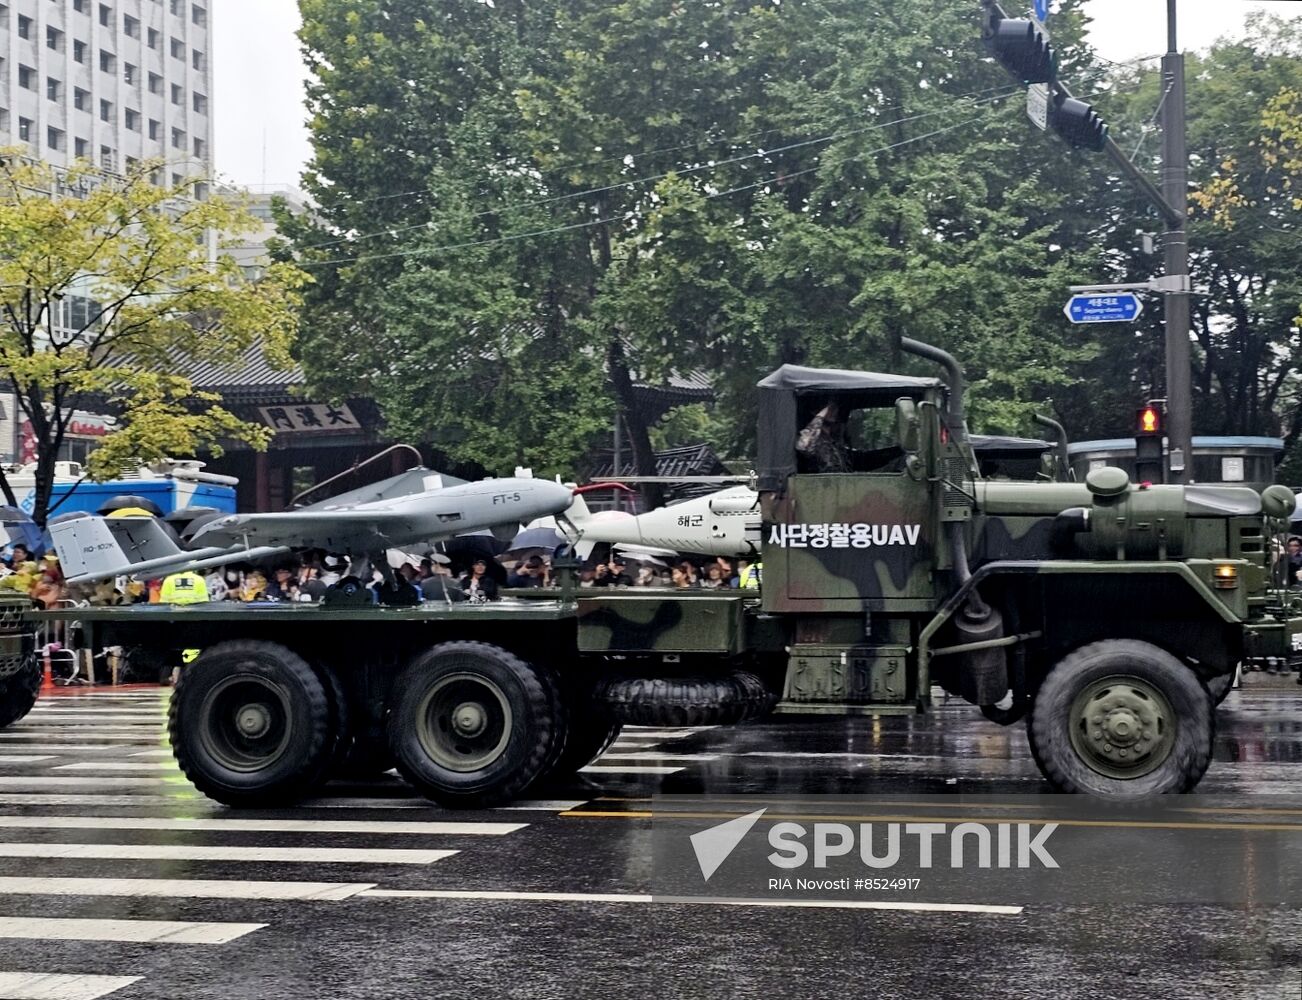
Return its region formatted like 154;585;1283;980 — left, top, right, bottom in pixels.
35;340;1302;806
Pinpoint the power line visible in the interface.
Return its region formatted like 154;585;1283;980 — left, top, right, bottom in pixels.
300;81;1023;223
298;108;998;270
297;87;1021;254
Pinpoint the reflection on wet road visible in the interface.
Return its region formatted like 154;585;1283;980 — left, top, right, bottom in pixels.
0;683;1297;999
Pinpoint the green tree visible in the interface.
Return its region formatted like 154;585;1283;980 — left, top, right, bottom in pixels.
0;155;309;525
289;0;1118;488
1070;14;1302;455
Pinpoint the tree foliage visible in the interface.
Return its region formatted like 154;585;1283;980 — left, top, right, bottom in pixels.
0;155;309;525
290;0;1302;485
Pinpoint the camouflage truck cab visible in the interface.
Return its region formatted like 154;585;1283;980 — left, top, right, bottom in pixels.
748;343;1302;796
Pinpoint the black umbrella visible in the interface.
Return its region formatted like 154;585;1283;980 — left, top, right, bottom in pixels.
437;532;509;576
97;494;164;517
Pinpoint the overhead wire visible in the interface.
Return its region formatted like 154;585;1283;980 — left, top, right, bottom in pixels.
297;105;1002;270
296;85;1022;257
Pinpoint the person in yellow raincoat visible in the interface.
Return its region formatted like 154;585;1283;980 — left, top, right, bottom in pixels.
160;570;210;671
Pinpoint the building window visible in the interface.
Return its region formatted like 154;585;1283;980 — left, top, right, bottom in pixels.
123;14;138;38
171;171;182;187
46;26;63;51
17;118;31;143
123;63;136;86
99;99;112;122
73;40;86;64
150;167;163;186
46;77;61;101
192;92;207;115
74;87;89;111
193;137;206;159
100;145;113;170
169;37;184;59
99;51;116;74
47;127;64;151
98;4;110;28
74;137;88;158
191;4;205;27
148;118;159;140
170;127;184;149
191;49;205;73
17;65;33;91
124;108;139;131
125;155;137;171
73;0;87;12
0;110;8;133
147;27;159;49
170;83;182;105
169;0;181;14
16;14;29;39
194;181;209;200
148;73;162;95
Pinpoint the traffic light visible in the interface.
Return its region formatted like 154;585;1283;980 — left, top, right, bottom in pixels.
980;1;1109;154
1051;94;1108;152
986;17;1054;84
1134;404;1164;485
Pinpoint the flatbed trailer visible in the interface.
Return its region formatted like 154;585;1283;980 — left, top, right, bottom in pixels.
28;344;1302;806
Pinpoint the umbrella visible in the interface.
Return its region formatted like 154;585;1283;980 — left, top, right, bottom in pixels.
437;532;509;575
0;506;45;554
506;526;567;556
385;548;422;570
97;495;164;517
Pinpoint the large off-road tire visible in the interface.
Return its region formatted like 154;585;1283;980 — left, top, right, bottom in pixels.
1028;639;1213;798
170;640;333;807
316;661;398;780
0;642;40;729
1205;670;1235;707
389;641;558;808
552;712;622;775
598;672;774;728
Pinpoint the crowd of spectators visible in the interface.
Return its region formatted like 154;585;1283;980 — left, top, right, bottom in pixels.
0;539;763;609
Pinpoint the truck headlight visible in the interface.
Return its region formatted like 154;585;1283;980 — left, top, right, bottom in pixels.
1213;563;1239;589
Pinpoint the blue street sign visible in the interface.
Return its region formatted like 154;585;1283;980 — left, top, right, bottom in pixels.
1063;292;1144;324
1033;0;1049;22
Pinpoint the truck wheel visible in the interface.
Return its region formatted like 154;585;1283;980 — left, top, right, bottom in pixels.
599;672;774;727
169;640;332;807
552;713;622;774
389;642;557;808
1028;639;1213;798
1205;671;1234;707
0;644;39;729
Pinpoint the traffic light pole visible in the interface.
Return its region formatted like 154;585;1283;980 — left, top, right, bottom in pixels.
1160;0;1192;485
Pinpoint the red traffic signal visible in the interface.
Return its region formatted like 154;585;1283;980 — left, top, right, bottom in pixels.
1136;405;1162;436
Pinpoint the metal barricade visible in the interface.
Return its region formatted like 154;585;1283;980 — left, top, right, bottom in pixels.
38;598;93;686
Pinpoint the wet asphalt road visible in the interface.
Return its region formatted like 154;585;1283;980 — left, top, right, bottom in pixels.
0;683;1300;999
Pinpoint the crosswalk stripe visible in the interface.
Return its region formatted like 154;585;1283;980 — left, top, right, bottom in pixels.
300;797;588;811
579;765;684;775
618;729;709;739
0;756;56;763
0;816;525;835
0;971;142;999
597;752;719;762
354;889;1023;915
127;750;173;757
54;763;178;772
0;734;159;742
0;777;172;787
0;794;205;806
0;739;132;750
18;713;163;720
0;916;265;944
0;844;457;864
0;876;375;901
4;727;162;734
